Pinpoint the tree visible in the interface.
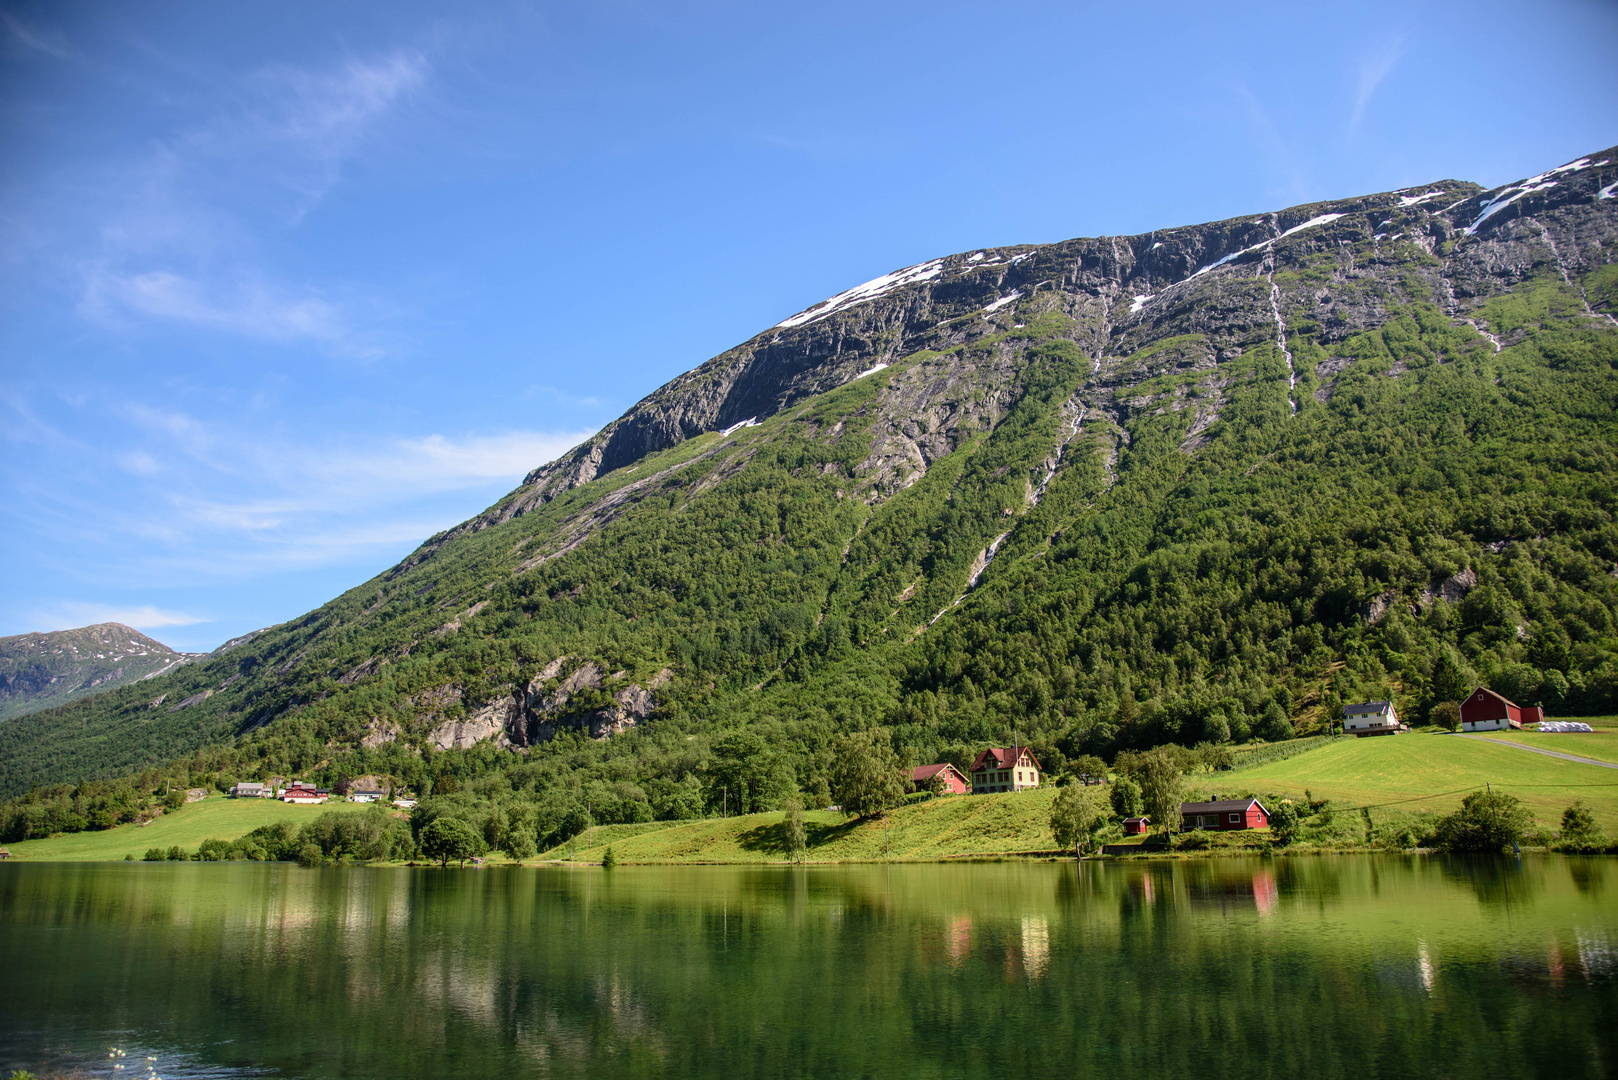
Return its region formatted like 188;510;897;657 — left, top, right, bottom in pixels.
1109;776;1144;818
1431;701;1461;732
1433;790;1532;853
1431;650;1469;705
297;842;323;868
420;816;480;867
1256;701;1293;742
1559;801;1604;852
782;797;807;862
1050;785;1101;856
1069;755;1109;786
501;804;539;860
829;729;908;819
1268;801;1302;845
1135;749;1186;838
601;845;617;869
705;730;787;816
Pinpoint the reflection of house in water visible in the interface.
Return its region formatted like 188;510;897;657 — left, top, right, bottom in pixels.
946;915;971;965
1021;917;1050;980
1252;871;1277;916
1575;930;1614;982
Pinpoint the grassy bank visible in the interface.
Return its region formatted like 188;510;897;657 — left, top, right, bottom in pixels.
538;788;1080;864
1239;729;1618;831
1;796;376;861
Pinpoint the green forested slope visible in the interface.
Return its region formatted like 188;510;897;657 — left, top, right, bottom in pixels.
3;148;1616;850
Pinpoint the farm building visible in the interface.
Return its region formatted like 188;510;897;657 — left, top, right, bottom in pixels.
229;782;274;799
350;790;386;803
1459;687;1544;732
909;763;969;795
1180;798;1269;831
281;783;329;805
1342;700;1405;737
1122;816;1151;835
970;747;1041;793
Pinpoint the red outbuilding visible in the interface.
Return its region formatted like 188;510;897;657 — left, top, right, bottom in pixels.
1122;816;1151;835
910;763;970;795
1459;687;1543;732
1180;798;1270;832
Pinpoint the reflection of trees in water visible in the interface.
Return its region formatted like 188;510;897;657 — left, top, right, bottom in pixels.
1435;854;1548;908
1;859;1616;1078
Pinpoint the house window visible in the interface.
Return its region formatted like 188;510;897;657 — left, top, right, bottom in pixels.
1229;813;1241;823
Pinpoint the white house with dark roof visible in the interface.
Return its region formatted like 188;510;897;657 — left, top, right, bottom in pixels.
1342;700;1403;737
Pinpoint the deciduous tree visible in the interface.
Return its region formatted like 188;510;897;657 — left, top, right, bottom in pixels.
829;730;906;820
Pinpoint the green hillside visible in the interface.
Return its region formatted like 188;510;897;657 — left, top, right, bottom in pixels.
3;148;1618;862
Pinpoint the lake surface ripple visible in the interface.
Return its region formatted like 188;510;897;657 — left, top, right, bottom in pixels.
1;856;1615;1079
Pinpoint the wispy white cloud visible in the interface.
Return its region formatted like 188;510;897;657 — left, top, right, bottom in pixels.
70;50;429;355
0;9;73;58
37;602;210;631
81;267;390;358
1349;36;1405;137
65;404;598;572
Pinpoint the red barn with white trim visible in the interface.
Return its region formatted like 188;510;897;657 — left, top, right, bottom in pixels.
1459;687;1543;732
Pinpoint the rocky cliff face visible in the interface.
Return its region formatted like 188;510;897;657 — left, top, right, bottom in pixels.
403;148;1615;570
424;657;672;751
0;624;199;722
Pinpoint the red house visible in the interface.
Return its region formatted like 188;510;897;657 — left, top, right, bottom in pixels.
1122;816;1151;835
1180;798;1269;831
910;763;970;794
1460;687;1543;732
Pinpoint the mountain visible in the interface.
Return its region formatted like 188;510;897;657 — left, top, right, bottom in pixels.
2;146;1616;807
0;624;199;723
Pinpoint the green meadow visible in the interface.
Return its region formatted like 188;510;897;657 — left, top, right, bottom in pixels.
2;796;375;862
1237;730;1618;831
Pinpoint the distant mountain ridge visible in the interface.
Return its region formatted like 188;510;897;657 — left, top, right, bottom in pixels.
0;623;199;722
2;144;1616;802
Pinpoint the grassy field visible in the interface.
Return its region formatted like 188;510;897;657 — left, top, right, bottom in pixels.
1;796;376;862
537;788;1083;865
1239;730;1618;831
1466;723;1618;765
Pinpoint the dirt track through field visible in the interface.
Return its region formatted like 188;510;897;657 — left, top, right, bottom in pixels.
1454;734;1618;770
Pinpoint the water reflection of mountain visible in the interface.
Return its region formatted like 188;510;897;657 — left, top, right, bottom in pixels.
0;857;1614;1079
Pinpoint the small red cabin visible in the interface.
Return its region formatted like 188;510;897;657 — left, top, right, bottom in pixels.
1180;798;1269;832
1460;687;1542;732
1122;816;1151;835
910;763;970;795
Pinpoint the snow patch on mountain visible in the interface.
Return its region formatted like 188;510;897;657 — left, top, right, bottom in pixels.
775;259;947;329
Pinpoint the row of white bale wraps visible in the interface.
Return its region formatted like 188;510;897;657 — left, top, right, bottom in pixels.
1537;721;1596;732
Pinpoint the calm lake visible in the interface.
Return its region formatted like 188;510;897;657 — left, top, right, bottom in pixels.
1;856;1614;1079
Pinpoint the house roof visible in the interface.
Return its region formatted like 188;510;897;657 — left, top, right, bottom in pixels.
1468;686;1521;709
910;764;961;782
1181;799;1267;815
970;747;1042;772
1123;816;1151;824
1342;701;1393;716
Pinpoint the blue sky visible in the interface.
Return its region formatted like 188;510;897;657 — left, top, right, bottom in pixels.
2;0;1615;651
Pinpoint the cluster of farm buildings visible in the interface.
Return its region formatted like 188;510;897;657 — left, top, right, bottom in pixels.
909;746;1271;834
1340;685;1566;736
905;683;1587;834
228;781;411;807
